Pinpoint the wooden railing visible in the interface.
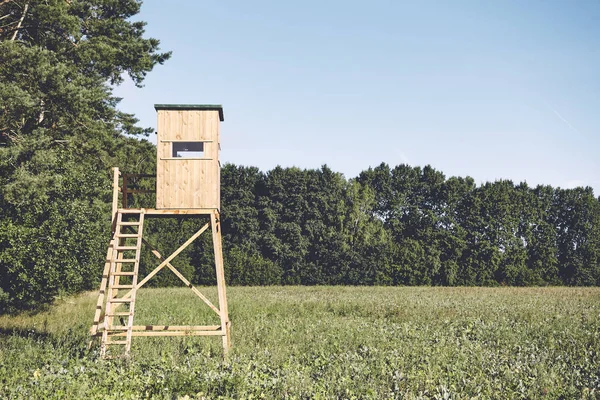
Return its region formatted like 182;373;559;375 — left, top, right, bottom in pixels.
111;168;156;210
121;173;156;209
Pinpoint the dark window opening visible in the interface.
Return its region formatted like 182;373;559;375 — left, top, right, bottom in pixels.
172;142;204;158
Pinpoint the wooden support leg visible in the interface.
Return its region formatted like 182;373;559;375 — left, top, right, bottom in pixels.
90;167;120;345
212;211;231;353
90;238;116;337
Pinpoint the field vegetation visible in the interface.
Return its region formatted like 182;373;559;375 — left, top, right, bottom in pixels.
2;0;600;314
1;3;599;398
1;286;598;398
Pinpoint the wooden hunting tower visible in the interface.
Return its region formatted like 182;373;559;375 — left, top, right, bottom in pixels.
90;104;231;358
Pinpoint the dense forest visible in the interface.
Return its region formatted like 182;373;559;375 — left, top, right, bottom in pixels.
215;163;600;288
1;1;599;313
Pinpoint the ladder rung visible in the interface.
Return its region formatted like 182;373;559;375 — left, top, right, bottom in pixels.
113;259;136;263
115;246;138;250
111;285;134;289
111;272;136;276
115;234;140;238
107;312;132;317
109;298;133;303
119;222;141;226
106;340;128;345
107;326;130;331
118;209;144;214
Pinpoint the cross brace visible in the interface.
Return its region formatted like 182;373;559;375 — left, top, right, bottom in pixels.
90;207;231;358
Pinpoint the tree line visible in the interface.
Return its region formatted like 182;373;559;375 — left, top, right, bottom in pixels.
213;164;600;288
68;162;600;293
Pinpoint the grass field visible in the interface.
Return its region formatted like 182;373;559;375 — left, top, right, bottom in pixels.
0;286;599;399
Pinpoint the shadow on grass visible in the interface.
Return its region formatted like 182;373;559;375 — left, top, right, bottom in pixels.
0;326;57;340
0;326;94;358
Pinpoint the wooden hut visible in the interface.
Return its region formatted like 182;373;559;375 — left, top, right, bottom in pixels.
155;104;224;210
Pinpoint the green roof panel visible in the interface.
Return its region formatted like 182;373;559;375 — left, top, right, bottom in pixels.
154;104;224;121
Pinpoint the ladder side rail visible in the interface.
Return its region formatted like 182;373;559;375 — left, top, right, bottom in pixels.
92;168;120;338
106;212;124;330
100;212;123;357
125;211;144;354
90;237;116;336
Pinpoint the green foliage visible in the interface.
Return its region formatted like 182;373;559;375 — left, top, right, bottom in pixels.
1;287;599;398
226;247;282;285
0;0;168;311
218;163;599;288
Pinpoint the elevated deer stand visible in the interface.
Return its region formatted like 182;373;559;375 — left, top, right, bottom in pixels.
90;105;231;357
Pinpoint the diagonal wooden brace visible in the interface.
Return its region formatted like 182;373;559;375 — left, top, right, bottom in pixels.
140;237;221;316
120;222;210;299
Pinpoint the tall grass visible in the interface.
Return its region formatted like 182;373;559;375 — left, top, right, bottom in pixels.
0;287;598;399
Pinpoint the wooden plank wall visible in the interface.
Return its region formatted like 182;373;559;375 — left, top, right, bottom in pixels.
156;110;220;209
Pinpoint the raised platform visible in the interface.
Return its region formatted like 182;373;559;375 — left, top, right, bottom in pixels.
118;208;219;216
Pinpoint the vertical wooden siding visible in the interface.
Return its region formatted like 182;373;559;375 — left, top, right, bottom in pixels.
156;110;220;209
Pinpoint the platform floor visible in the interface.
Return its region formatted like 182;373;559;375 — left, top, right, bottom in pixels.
118;208;218;216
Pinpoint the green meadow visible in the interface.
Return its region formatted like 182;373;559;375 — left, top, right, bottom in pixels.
1;286;598;399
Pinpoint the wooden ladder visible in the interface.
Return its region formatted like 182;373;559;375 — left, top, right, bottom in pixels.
100;209;145;357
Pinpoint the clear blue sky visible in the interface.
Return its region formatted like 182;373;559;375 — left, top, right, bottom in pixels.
115;0;600;195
